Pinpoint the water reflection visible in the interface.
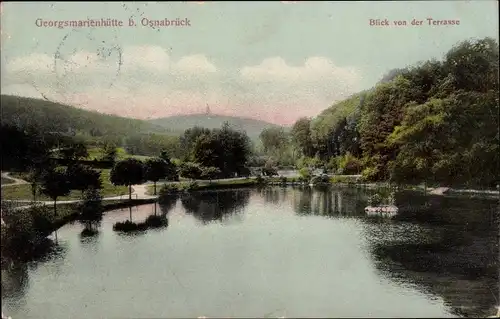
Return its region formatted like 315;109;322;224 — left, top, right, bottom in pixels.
2;239;67;312
291;187;368;217
180;189;250;224
286;186;499;317
2;187;498;318
365;224;498;317
159;194;179;215
395;191;498;230
260;187;289;205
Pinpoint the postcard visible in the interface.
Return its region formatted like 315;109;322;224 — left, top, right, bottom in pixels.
1;1;499;318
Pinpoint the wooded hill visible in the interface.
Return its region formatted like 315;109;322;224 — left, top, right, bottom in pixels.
290;37;499;188
0;95;179;140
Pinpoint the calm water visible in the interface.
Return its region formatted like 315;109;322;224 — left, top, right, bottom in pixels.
2;186;498;318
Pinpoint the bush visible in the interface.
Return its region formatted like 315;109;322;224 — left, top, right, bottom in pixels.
180;181;199;191
311;174;330;185
368;194;383;207
330;175;359;184
256;175;266;185
159;183;179;196
113;220;147;232
113;215;168;232
279;176;288;185
338;153;362;175
298;167;312;181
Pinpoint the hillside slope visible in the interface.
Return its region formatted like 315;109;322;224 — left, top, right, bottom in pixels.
149;114;288;139
0;95;177;137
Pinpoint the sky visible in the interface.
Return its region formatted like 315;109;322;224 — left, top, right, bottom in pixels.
1;1;498;125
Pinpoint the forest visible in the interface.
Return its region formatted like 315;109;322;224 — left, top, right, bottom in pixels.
1;37;498;189
260;37;499;188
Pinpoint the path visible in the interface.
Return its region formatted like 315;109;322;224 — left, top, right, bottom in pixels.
429;187;450;195
1;172;29;187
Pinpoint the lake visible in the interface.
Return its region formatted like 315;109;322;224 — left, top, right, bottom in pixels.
1;186;498;318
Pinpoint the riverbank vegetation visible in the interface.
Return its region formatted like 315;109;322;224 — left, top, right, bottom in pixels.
256;37;499;190
1;37;498;261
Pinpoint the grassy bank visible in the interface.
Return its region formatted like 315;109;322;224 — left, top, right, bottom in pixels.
146;178;262;195
87;147;152;161
2;198;158;238
2;168;128;200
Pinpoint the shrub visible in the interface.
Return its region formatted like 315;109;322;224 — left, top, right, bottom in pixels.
338;153;362;175
113;220;147;232
298;167;312;181
311;174;330;185
279;176;288;185
256;175;266;185
368;194;383;207
179;181;199;191
159;183;178;195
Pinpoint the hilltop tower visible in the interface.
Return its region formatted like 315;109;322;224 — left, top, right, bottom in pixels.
205;103;211;115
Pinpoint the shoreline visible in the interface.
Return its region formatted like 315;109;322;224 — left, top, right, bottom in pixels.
2;177;497;241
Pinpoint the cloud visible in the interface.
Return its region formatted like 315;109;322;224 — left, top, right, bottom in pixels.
6;53;53;73
240;56;359;89
1;48;361;125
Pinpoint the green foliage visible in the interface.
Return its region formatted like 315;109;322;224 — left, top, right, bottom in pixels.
181;181;199;191
255;175;267;185
0;95;173;141
330;175;359;184
259;127;289;155
262;158;278;176
183;123;252;178
125;134;182;158
337;153;362;175
291;117;314;157
0;124;53;171
100;143;118;162
144;157;178;194
113;220;147;232
159;183;179;196
368;187;396;206
310;175;330;185
66;164;102;195
179;162;203;180
57;143;89;160
1;204;53;260
279;176;288;185
290;37;499;188
110;158;145;199
200;166;221;181
299;167;312;181
40;168;72;201
78;188;104;231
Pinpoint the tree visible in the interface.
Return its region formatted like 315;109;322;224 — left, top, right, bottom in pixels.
58;143;88;161
179;126;211;160
27;160;55;202
101;143;118;162
291;117;314;157
179;162;203;180
191;132;222;169
214;122;251;177
200;166;221;183
259;127;288;155
66;164;102;197
262;158;278;176
78;188;103;233
144;158;169;195
39;168;71;242
110;158;144;203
